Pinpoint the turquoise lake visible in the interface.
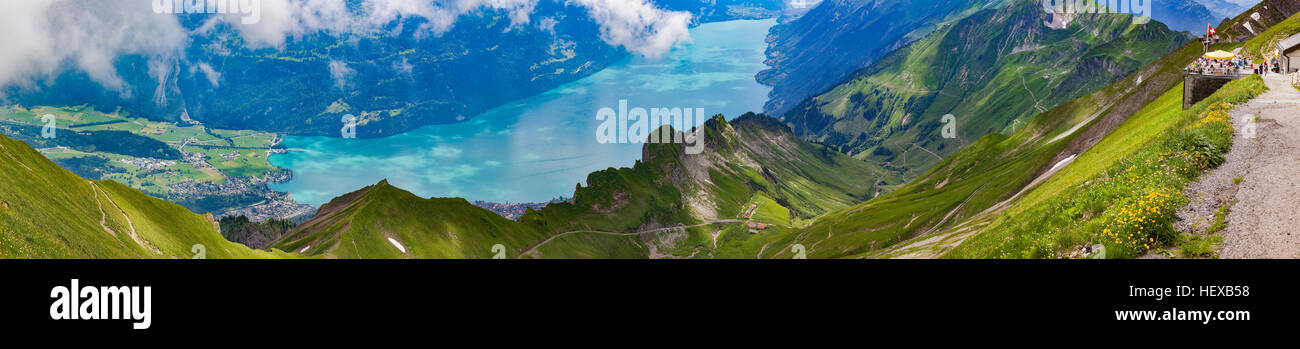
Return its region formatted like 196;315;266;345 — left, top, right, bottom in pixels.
269;19;776;206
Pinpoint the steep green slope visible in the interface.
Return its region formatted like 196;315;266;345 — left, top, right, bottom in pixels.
949;76;1265;258
781;0;1188;181
0;133;294;259
1001;13;1289;216
947;10;1300;258
270;180;548;259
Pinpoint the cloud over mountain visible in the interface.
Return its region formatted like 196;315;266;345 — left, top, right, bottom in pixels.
224;0;692;55
0;0;692;92
567;0;692;58
0;0;187;93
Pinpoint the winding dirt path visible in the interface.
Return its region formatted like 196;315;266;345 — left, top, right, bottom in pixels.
517;219;745;258
90;181;161;255
1194;74;1300;258
89;181;117;237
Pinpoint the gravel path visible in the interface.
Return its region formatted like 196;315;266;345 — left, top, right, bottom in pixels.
1179;74;1300;258
517;219;745;258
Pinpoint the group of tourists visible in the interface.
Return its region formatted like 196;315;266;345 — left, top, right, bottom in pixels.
1186;57;1252;75
1186;56;1281;76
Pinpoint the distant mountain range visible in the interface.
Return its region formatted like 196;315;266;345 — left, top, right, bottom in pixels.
1196;0;1260;19
1153;0;1224;33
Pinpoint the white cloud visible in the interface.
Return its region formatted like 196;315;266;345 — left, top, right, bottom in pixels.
223;0;690;57
390;57;416;75
392;57;414;75
222;0;354;48
211;0;539;47
538;16;559;34
0;0;692;94
0;0;187;93
197;62;222;87
328;60;354;90
564;0;692;59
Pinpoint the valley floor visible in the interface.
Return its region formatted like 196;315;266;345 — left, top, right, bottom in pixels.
1178;73;1300;258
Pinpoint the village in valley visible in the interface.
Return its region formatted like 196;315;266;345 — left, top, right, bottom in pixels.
0;105;314;222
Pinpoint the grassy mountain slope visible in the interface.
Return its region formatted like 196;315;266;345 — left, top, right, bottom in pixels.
948;12;1300;258
1004;15;1295;217
949;75;1265;258
0;133;294;258
781;0;1189;181
270;180;548;258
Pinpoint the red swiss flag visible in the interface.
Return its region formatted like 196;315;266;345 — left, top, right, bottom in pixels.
1208;25;1217;36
